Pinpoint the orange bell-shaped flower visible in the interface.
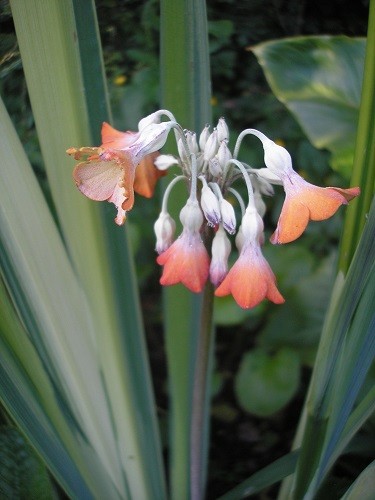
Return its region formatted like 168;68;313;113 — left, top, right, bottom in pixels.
271;172;360;244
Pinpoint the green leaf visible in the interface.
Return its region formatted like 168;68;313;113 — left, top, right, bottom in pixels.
340;460;375;500
0;278;93;498
260;251;336;365
252;36;365;177
214;294;264;326
290;196;375;499
0;427;54;500
5;1;166;497
234;348;301;417
218;450;299;500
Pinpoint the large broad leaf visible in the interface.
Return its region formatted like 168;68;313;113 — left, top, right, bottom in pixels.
252;36;365;177
234;347;301;417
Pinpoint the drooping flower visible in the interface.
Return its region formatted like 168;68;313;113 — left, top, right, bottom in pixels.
101;122;167;198
200;178;221;227
154;211;176;254
271;171;360;244
220;198;236;234
215;243;285;308
209;225;231;286
247;131;361;244
157;200;210;293
68;120;172;225
69;148;134;225
215;207;284;309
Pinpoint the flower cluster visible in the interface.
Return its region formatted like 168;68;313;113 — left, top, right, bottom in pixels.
67;110;360;309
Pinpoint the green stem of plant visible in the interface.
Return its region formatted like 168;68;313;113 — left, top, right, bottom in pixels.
339;0;375;273
190;279;215;500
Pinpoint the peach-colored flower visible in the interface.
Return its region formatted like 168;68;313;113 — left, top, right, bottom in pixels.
215;241;284;309
271;172;360;244
68;122;168;225
157;231;210;293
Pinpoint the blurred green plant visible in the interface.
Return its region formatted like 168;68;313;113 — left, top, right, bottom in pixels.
253;36;366;178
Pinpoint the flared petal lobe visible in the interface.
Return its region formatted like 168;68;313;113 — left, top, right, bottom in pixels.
101;122;138;149
157;231;210;293
69;121;170;224
134;152;167;198
215;243;284;309
72;157;122;201
271;173;360;244
71;149;136;226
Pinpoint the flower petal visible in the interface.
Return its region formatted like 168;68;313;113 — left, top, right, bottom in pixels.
270;191;310;244
271;173;360;244
215;244;284;309
73;159;122;201
133;152;167;198
109;183;127;225
101;122;138;150
157;234;210;293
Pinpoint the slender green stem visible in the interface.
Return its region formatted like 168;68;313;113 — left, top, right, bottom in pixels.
161;176;185;213
190;280;214;500
227;159;255;206
233;128;268;159
228;187;246;217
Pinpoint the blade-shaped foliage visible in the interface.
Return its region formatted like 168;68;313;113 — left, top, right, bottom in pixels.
252;36;365;177
218;451;299;500
3;0;166;498
340;460;375;500
0;98;124;498
0;425;54;499
278;196;375;499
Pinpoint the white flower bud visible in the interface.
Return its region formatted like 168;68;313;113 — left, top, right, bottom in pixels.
179;200;204;232
255;167;283;186
251;175;269;216
177;137;189;162
138;111;162;131
186;131;199;155
217;117;229;142
130;122;174;159
254;191;267;218
259;135;293;176
254;174;275;196
154;154;179;170
210;225;231;286
241;206;264;242
199;124;210;150
200;184;221;227
154;212;176;254
208;157;222;177
235;224;244;251
203;129;219;161
220;198;236;234
217;140;232;168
